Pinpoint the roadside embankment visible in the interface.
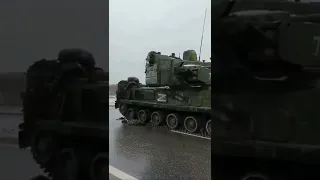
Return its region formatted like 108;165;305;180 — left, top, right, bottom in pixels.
0;73;116;115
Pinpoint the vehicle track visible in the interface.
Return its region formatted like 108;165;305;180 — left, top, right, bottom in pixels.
119;117;211;140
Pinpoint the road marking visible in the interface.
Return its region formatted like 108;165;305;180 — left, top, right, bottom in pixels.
109;165;138;180
170;130;211;140
0;144;139;180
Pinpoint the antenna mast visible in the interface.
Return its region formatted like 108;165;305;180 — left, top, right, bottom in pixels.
198;8;207;61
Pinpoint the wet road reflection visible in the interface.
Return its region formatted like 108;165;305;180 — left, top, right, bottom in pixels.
109;174;121;180
109;108;211;180
0;108;211;180
0;144;42;180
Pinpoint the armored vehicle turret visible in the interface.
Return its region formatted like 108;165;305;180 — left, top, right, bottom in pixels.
145;50;211;87
116;50;211;138
182;49;198;61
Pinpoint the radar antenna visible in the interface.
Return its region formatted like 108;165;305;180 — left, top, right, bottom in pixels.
198;8;207;61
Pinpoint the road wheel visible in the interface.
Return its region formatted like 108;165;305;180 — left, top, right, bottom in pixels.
125;108;136;120
206;119;211;136
184;116;200;133
119;104;127;116
166;113;180;129
29;175;50;180
151;111;165;126
137;109;150;123
241;172;270;180
51;148;79;180
90;153;109;180
31;132;58;165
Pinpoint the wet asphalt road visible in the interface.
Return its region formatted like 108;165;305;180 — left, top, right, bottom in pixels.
109;108;211;180
0;115;44;180
0;144;43;180
0;108;211;180
0;114;123;180
0;144;124;180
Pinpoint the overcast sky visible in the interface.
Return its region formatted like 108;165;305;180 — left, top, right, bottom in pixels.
0;0;108;73
109;0;211;84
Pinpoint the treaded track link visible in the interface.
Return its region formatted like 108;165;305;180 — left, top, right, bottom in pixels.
119;117;211;139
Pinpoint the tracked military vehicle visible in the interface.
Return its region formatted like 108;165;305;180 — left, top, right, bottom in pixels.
18;49;109;180
115;50;211;138
211;0;320;179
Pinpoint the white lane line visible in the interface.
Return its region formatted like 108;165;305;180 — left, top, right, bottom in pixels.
0;144;139;180
109;165;138;180
170;130;211;140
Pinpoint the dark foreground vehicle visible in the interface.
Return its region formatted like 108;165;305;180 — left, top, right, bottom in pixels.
18;49;109;180
115;50;212;138
211;0;320;179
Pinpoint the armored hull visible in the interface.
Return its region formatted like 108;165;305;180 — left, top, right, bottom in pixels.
210;0;320;179
116;85;211;138
115;50;212;138
18;49;110;180
210;87;320;180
